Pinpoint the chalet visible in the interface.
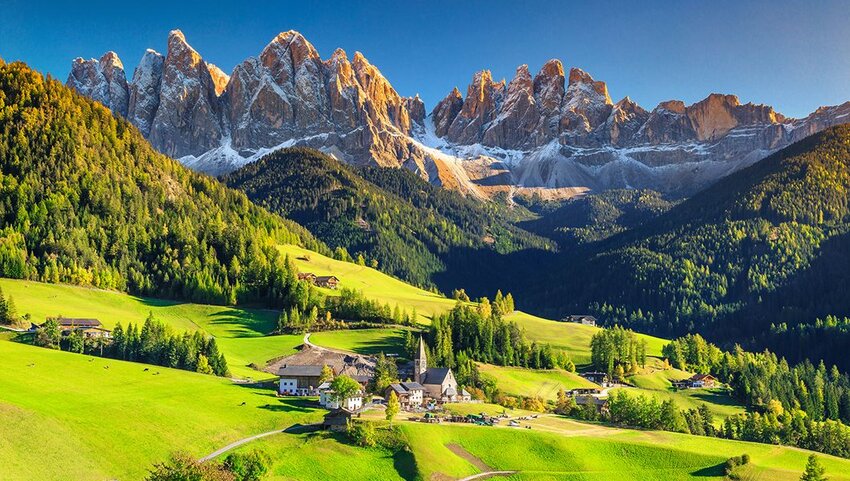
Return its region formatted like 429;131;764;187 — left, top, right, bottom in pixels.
322;408;355;432
673;373;718;389
298;272;317;282
278;364;324;395
581;372;608;385
386;382;425;408
414;337;472;403
318;382;364;411
314;276;340;290
562;315;597;327
40;317;112;339
568;387;603;396
77;327;112;339
48;317;102;329
574;394;609;414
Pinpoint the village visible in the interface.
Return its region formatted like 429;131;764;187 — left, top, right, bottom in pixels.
21;309;721;433
270;325;720;431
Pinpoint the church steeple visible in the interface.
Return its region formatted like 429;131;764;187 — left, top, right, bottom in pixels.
414;336;427;383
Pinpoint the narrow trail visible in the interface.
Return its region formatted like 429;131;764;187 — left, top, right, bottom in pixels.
199;428;286;462
456;471;517;481
446;443;517;481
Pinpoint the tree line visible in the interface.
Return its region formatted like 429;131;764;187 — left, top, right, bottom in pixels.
589;325;649;377
425;300;571;372
34;313;229;376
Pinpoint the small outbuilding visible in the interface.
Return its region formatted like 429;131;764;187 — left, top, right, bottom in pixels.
322;408;354;432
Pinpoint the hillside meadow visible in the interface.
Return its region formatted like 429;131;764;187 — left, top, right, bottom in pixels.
0;341;324;480
0;278;302;378
2;335;847;481
402;420;850;481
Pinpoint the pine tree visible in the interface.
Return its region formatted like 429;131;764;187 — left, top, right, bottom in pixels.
800;454;827;481
0;286;8;324
196;354;214;375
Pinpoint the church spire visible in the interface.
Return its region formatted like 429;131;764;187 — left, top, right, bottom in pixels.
414;336;427;383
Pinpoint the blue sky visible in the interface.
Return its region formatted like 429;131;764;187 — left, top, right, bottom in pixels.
2;0;849;118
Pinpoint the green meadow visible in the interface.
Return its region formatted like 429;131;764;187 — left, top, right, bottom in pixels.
0;341;323;480
308;328;410;358
401;420;850;481
2;338;848;481
477;363;599;400
0;278;300;378
619;364;747;421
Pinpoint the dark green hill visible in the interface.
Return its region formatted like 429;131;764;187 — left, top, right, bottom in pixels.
519;124;850;369
224;147;553;291
517;189;674;246
0;59;324;306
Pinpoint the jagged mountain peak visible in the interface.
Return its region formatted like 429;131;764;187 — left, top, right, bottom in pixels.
99;51;124;69
537;59;565;78
206;62;229;96
262;30;320;66
566;67;611;104
67;31;850;200
67;51;129;118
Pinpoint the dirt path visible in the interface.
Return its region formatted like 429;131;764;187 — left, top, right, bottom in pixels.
446;443;490;471
199;429;286;462
456;472;517;481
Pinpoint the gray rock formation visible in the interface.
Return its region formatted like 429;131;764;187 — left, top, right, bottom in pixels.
67;32;850;199
67;51;129;117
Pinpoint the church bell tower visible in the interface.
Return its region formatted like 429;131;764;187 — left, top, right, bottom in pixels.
414;336;427;383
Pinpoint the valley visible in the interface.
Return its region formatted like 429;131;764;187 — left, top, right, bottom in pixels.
2;6;850;481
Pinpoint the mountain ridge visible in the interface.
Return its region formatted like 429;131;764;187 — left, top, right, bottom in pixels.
66;29;850;200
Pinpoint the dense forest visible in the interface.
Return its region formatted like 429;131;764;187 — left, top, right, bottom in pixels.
518;125;850;370
224;147;552;291
517;189;674;246
0;60;326;308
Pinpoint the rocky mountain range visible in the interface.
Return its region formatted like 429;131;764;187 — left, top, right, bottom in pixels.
68;29;850;199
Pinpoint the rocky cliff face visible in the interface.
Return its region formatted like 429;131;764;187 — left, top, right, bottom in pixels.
425;59;850;197
67;52;129;118
68;33;850;199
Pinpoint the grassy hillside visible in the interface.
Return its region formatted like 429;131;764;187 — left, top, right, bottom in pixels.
617;364;746;421
0;278;301;378
280;244;456;322
308;328;409;358
282;243;667;366
477;364;598;400
0;341;323;480
402;420;850;481
2;339;843;480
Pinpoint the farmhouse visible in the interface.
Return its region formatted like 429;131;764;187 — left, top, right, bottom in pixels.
272;345;377;395
297;272;317;282
314;276;340;289
562;315;597;327
38;317;112;339
278;364;325;395
385;382;425;409
414;337;471;403
581;371;608;385
673;373;718;389
318;382;364;411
